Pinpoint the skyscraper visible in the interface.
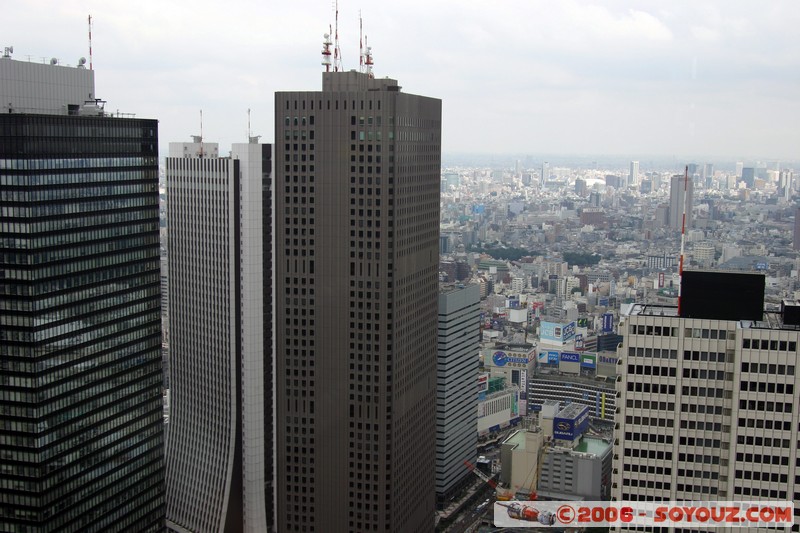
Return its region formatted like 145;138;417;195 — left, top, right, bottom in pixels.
0;56;165;530
436;283;480;508
164;140;273;532
628;161;639;187
612;271;800;532
669;173;693;231
275;71;441;532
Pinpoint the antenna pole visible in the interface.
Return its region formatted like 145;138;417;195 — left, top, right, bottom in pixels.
88;15;93;71
333;0;342;72
359;12;363;72
199;110;204;158
677;165;688;316
322;28;332;72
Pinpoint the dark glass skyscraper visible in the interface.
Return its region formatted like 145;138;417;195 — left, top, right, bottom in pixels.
0;57;165;531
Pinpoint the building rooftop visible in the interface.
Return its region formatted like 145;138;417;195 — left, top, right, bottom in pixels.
556;403;588;420
573;436;612;456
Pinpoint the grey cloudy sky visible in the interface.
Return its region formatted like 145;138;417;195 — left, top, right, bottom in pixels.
4;1;800;161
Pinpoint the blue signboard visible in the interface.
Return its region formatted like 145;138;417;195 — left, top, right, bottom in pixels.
602;312;614;333
580;353;596;369
599;355;618;365
530;403;542;412
575;333;584;350
553;406;590;440
562;321;576;341
560;352;580;363
547;351;560;364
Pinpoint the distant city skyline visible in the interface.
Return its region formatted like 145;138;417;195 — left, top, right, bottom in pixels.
4;0;799;160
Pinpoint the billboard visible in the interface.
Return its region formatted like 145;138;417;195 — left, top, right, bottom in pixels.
541;320;576;343
580;352;596;369
598;355;618;365
491;350;531;367
547;351;559;364
540;321;561;342
560;352;580;363
680;270;765;321
562;321;576;341
658;272;665;288
602;312;614;333
553;406;590;440
576;317;589;328
575;334;584;350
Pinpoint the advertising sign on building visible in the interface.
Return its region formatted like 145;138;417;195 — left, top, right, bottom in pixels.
580;352;596;369
562;321;576;341
560;352;580;363
658;272;665;288
547;351;559;364
537;350;548;363
575;333;584;350
602;312;614;333
598;355;618;365
553;406;590;440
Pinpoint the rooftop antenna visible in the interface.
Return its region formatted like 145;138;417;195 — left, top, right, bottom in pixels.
247;108;251;139
359;11;363;72
360;13;374;78
364;36;374;78
322;29;332;71
88;15;93;70
677;165;688;316
199;109;204;158
333;0;343;72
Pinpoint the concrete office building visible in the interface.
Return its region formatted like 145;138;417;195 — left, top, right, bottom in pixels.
613;271;800;532
436;283;480;508
164;140;273;532
669;174;693;231
0;54;165;530
275;71;441;532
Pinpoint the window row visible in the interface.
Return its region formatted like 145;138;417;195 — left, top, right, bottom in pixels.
741;362;795;374
742;338;797;351
683;328;731;340
629;324;679;336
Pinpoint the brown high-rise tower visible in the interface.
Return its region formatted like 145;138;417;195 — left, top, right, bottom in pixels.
275;71;441;532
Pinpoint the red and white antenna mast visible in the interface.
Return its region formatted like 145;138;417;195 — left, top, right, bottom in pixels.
360;13;374;78
87;14;93;70
333;0;343;72
677;165;689;316
364;35;374;78
359;12;363;71
322;28;332;72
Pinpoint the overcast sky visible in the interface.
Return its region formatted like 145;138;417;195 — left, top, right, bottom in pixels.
5;1;800;162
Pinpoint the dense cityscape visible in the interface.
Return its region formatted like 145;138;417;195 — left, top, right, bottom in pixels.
3;4;800;533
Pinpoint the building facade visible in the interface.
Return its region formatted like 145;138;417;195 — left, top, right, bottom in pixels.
613;279;800;532
275;71;441;532
436;283;480;508
164;141;273;532
0;57;165;531
669;174;693;231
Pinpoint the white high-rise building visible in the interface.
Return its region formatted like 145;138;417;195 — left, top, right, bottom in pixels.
613;272;800;532
669;174;694;231
165;140;273;532
629;161;639;187
436;284;480;507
